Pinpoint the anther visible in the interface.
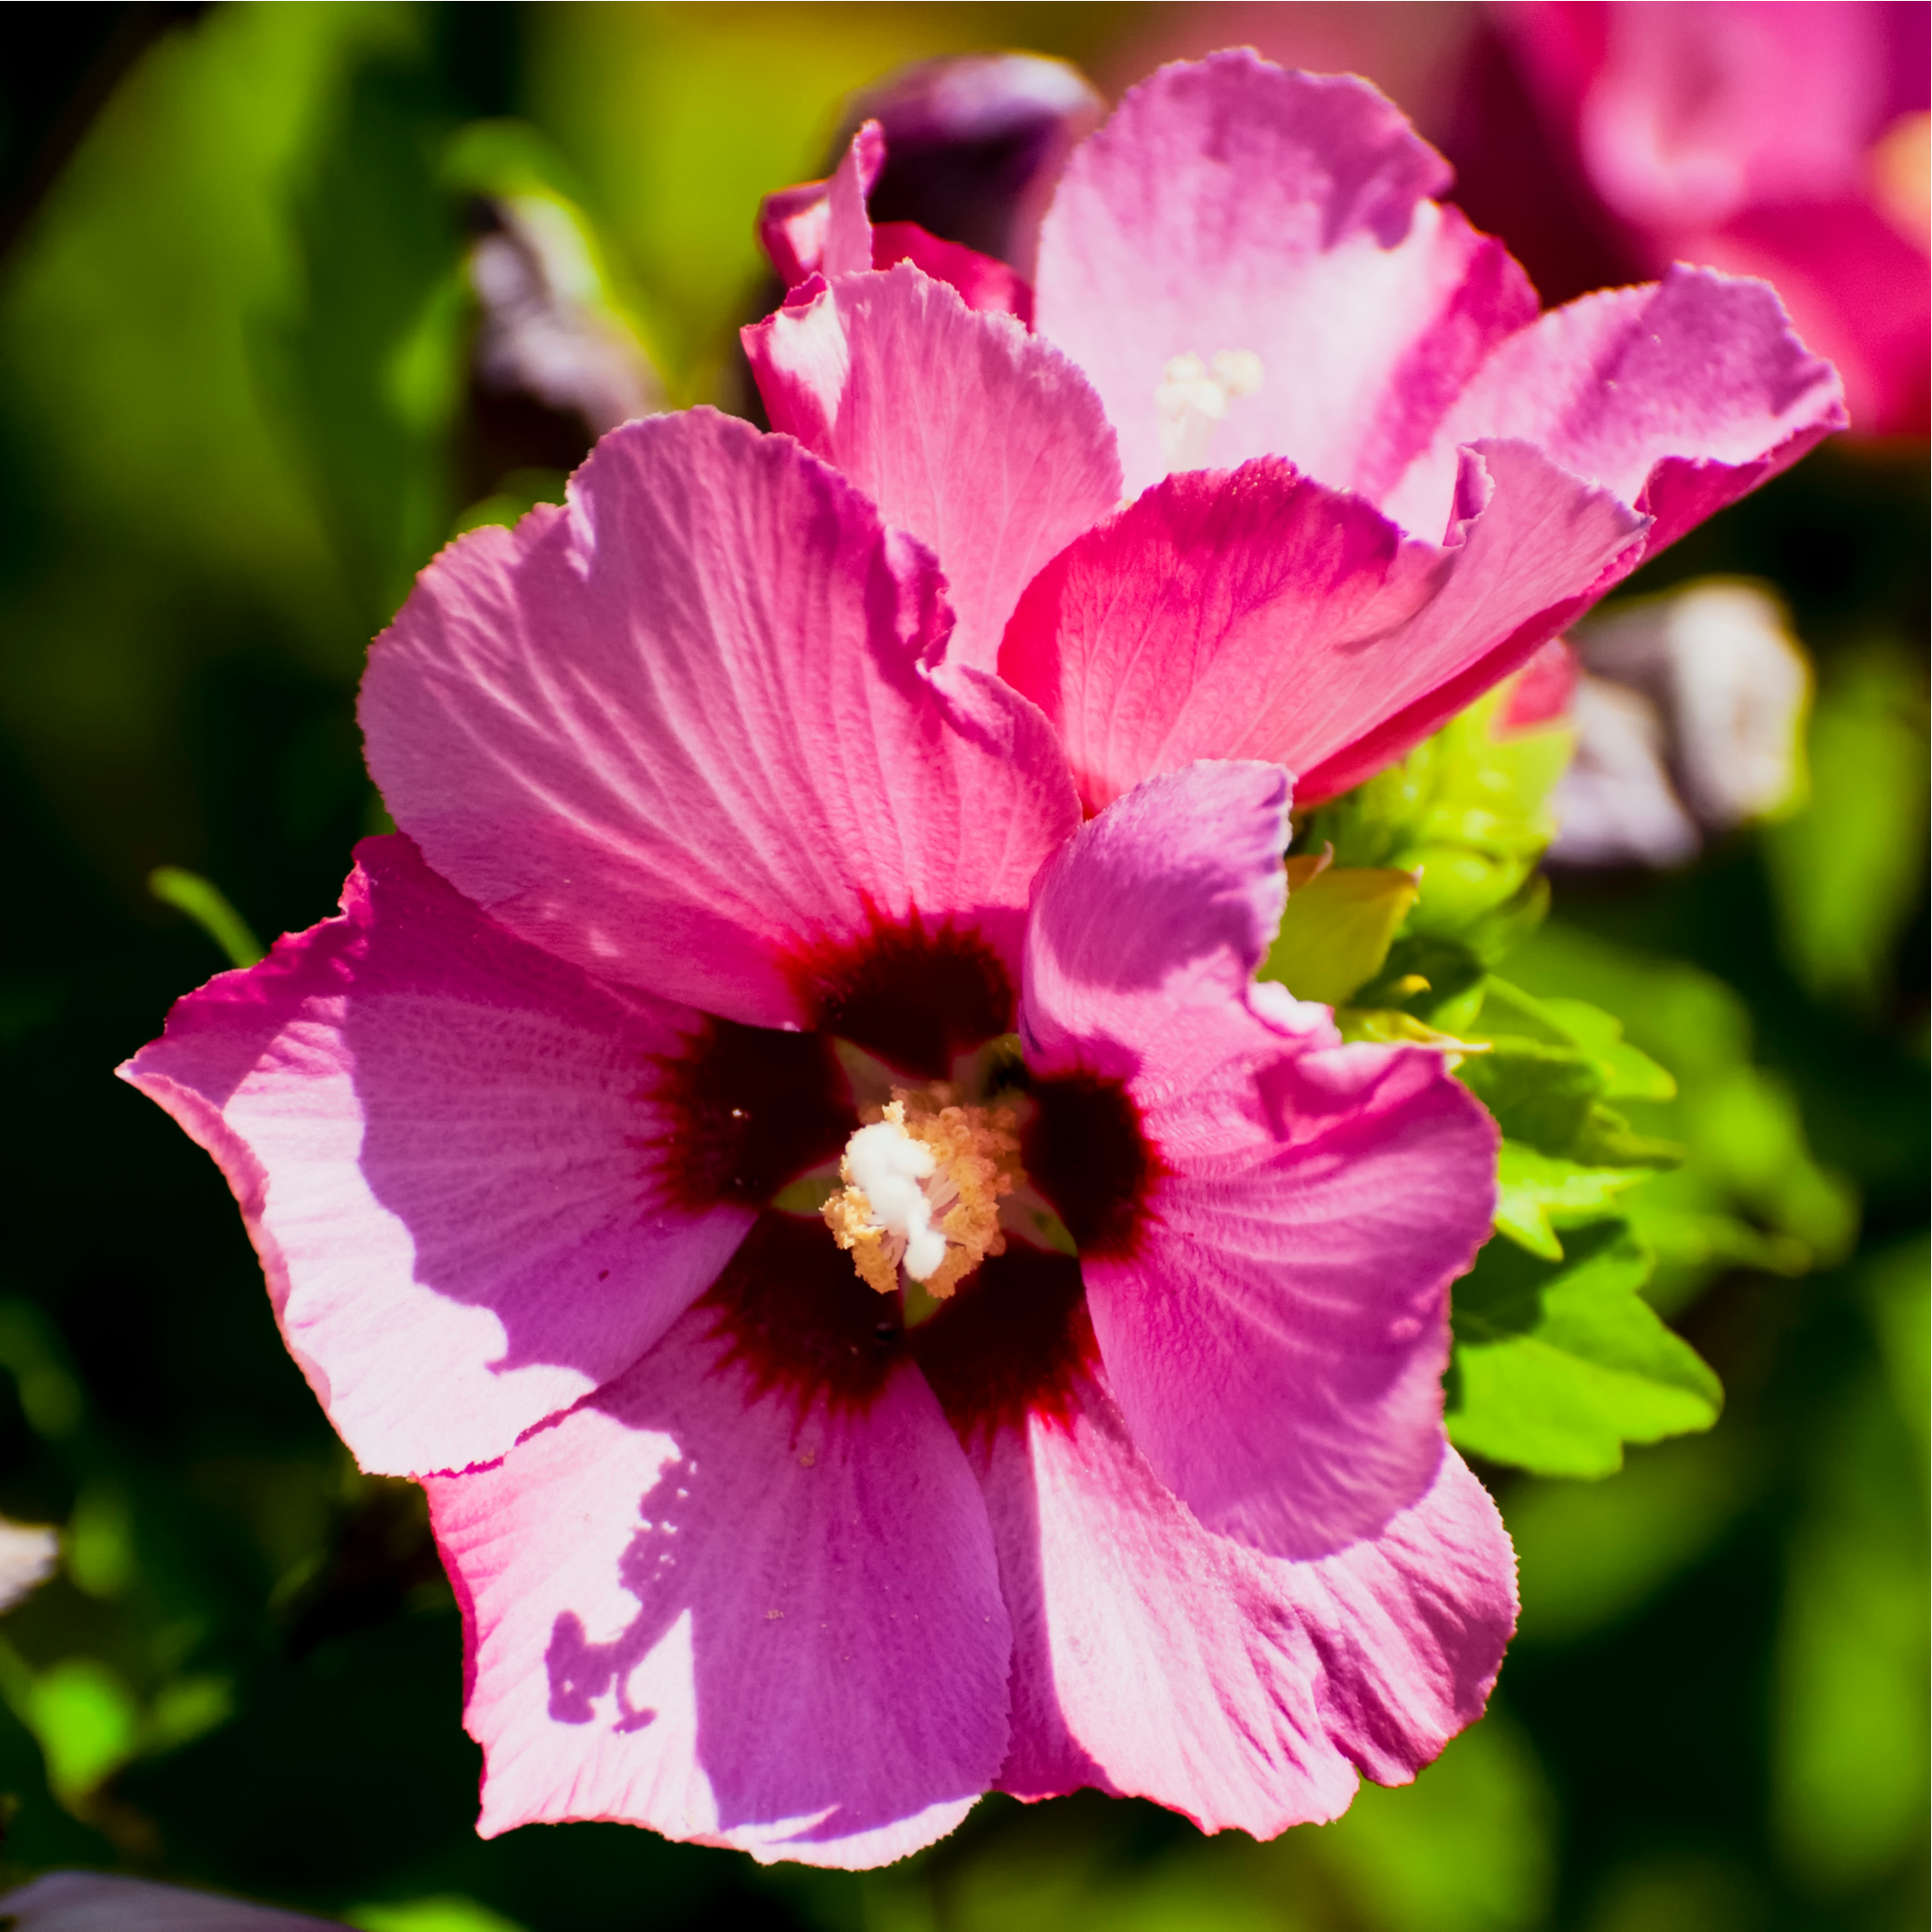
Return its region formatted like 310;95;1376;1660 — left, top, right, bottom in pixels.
823;1088;1021;1300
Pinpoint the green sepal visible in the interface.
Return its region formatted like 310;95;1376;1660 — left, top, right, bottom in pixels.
1261;864;1419;1007
1295;685;1571;937
1447;1217;1723;1477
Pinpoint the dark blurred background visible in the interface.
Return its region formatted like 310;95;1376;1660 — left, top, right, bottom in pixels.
0;7;1922;1930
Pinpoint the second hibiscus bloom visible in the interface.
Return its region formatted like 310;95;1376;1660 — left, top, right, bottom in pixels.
120;49;1843;1871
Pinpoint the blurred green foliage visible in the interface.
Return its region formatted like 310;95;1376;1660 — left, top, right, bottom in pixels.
0;6;1922;1932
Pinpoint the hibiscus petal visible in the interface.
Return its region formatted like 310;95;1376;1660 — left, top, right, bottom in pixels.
1001;445;1645;815
429;1287;1011;1869
1022;760;1297;1044
982;1365;1516;1834
745;264;1122;673
1379;265;1847;554
1034;52;1538;497
1099;1031;1497;1558
758;122;882;286
361;409;1079;1028
1023;766;1498;1558
869;221;1035;326
118;836;753;1478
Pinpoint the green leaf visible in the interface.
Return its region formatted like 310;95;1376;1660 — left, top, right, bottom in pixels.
349;1899;532;1932
1457;980;1683;1177
1448;1219;1723;1477
1532;996;1676;1101
1763;641;1928;1012
148;867;265;969
1298;685;1570;938
1492;1144;1646;1258
1459;1040;1603;1157
1261;864;1418;1006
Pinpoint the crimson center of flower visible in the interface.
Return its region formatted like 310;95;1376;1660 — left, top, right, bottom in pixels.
822;1085;1022;1301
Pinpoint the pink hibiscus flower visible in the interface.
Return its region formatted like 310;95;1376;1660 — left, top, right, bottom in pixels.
751;50;1845;807
1454;1;1929;438
123;407;1509;1865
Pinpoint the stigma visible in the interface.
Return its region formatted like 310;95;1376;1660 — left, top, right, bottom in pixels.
823;1087;1020;1300
1155;349;1264;471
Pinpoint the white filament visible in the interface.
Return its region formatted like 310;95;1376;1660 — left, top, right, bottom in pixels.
1155;349;1264;472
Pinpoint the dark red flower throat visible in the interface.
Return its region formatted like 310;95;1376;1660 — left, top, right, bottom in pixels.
652;918;1155;1444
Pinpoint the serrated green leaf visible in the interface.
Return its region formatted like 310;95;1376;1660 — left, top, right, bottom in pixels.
1262;865;1418;1006
1458;1040;1603;1154
1493;1143;1648;1258
1532;996;1676;1100
1568;1103;1683;1171
1448;1219;1723;1476
1472;981;1675;1099
1458;980;1684;1175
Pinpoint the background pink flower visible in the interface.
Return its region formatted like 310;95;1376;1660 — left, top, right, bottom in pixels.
751;52;1846;815
1449;1;1929;437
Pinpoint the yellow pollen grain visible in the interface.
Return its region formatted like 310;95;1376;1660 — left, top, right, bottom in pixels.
822;1088;1021;1298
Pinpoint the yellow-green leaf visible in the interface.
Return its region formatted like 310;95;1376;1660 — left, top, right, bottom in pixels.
1262;866;1418;1007
1449;1219;1722;1476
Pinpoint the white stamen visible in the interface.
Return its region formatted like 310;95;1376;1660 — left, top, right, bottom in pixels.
1155;348;1265;472
841;1118;946;1281
823;1089;1022;1300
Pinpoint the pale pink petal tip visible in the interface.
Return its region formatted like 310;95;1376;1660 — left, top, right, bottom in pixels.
748;263;1121;672
432;1301;1010;1869
758;121;884;286
117;836;751;1479
359;408;1077;1029
1024;763;1498;1561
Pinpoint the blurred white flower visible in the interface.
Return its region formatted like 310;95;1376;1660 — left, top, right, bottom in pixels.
469;194;660;438
1552;580;1809;867
0;1872;341;1930
0;1517;58;1614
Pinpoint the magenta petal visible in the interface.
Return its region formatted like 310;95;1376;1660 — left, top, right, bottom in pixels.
1381;265;1847;556
1035;52;1538;497
117;838;751;1478
1023;766;1498;1559
1022;761;1297;1052
985;1367;1517;1833
1001;448;1645;814
1094;1027;1497;1558
823;122;884;279
758;123;883;287
428;1300;1010;1868
361;410;1079;1027
870;221;1035;327
747;265;1122;674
